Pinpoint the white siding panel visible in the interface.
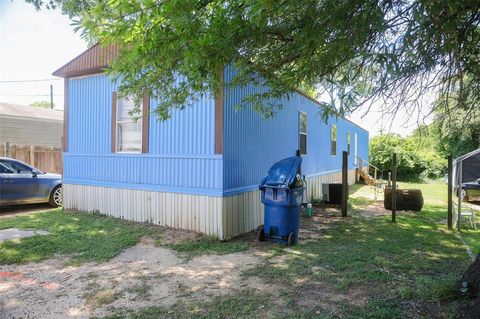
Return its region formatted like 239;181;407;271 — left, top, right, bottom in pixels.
222;190;264;239
64;169;356;240
64;184;223;237
0;115;62;147
306;169;356;201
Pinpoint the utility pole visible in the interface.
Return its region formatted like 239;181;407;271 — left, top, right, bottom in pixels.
50;84;54;109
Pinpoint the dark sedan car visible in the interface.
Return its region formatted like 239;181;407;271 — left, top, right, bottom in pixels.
461;178;480;202
0;157;62;207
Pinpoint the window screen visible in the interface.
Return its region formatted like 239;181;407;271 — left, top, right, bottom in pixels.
330;124;337;155
116;95;143;153
299;112;307;155
354;132;358;164
347;131;351;155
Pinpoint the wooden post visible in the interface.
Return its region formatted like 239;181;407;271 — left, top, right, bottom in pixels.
358;159;362;181
29;145;35;166
391;153;397;223
447;155;453;230
341;151;348;217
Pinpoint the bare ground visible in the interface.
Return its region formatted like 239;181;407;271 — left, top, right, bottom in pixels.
0;204;388;319
0;239;368;319
0;240;262;319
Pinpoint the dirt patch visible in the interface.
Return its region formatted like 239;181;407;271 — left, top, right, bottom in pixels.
300;208;345;242
295;282;368;311
0;240;262;319
401;300;450;319
355;201;390;218
154;226;202;245
0;204;54;219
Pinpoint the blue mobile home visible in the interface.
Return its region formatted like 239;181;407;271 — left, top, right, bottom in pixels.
54;44;369;239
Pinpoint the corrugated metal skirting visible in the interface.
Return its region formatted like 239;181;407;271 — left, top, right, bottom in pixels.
306;169;356;201
222;189;264;239
221;169;356;238
64;169;357;239
63;184;224;238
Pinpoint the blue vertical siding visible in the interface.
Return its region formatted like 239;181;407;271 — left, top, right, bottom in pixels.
223;67;369;191
68;75;113;154
68;74;215;155
148;94;215;155
65;74;221;195
65;71;368;196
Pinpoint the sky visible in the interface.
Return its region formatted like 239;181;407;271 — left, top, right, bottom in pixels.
0;0;429;136
0;0;87;110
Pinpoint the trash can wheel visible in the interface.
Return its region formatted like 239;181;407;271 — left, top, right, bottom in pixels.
258;227;266;242
287;232;296;246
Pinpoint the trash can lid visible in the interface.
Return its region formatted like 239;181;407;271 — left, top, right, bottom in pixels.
260;156;302;188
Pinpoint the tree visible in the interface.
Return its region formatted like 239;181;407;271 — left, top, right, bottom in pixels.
30;100;53;108
26;0;480;123
431;107;480;159
369;130;448;181
369;134;424;181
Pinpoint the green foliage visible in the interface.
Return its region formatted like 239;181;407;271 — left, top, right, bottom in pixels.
26;0;480;123
369;129;449;181
431;108;480;159
30;100;53;108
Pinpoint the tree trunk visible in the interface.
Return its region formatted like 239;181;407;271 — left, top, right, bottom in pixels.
458;254;480;318
458;254;480;297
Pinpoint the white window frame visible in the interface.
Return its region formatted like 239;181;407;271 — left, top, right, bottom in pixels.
347;131;351;155
354;132;358;164
116;94;143;153
299;111;307;155
330;124;337;156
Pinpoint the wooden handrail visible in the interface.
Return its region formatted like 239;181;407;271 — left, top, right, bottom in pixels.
355;156;381;186
354;156;380;172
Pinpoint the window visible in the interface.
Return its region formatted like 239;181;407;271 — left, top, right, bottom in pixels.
0;162;15;174
347;131;351;155
330;124;337;155
0;160;33;174
354;132;358;164
115;94;143;153
299;111;307;155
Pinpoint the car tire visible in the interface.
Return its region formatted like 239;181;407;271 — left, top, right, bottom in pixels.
49;185;62;207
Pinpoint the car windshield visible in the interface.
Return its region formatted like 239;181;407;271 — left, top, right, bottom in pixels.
0;160;35;174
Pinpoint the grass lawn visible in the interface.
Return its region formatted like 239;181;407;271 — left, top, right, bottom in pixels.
99;181;476;318
0;209;151;264
0;210;246;265
2;181;478;318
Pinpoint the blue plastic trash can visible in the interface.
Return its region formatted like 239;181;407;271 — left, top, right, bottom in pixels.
258;156;305;245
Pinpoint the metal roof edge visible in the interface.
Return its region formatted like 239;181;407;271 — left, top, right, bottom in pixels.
52;43;101;77
294;88;369;134
454;148;480;163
